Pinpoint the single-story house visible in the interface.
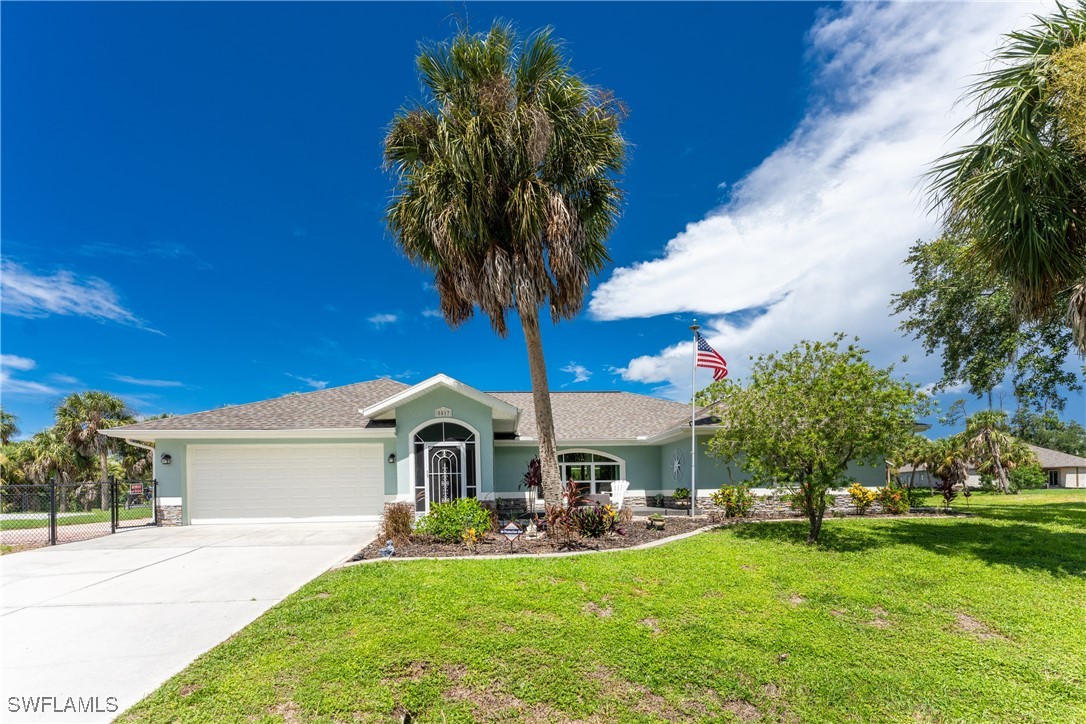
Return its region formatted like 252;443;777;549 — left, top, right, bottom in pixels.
102;373;886;525
898;443;1086;489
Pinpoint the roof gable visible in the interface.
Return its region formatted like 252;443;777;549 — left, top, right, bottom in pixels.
361;374;520;421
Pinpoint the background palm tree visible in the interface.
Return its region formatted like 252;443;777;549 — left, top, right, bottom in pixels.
928;2;1086;351
0;407;19;446
55;391;134;509
924;436;970;509
23;428;79;485
384;22;626;502
961;410;1035;494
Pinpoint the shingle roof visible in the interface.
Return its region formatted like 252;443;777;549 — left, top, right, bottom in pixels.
487;391;692;440
111;378;703;440
1026;444;1086;469
114;378;409;431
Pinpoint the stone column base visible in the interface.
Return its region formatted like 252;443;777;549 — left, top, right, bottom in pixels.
156;504;183;526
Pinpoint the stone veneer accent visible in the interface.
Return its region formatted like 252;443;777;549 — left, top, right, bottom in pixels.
156;504;183;526
494;490;886;519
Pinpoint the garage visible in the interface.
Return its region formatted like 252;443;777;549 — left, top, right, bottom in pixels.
187;444;384;523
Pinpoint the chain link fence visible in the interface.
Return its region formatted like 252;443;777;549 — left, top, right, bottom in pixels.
1;479;156;553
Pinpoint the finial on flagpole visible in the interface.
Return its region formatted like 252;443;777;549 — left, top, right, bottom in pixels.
690;319;700;332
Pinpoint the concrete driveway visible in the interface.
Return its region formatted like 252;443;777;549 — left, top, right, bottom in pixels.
0;522;376;722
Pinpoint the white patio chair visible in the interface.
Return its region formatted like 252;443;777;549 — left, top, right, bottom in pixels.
611;480;630;510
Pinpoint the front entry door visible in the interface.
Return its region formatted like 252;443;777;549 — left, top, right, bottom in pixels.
424;443;465;511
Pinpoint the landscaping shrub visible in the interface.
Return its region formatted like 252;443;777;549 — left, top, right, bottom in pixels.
1009;464;1046;491
877;482;910;515
847;482;877;515
380;502;415;545
570;503;623;538
415;498;493;543
710;483;755;518
673;487;690;502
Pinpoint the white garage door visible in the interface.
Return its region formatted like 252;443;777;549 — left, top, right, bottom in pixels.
187;444;384;523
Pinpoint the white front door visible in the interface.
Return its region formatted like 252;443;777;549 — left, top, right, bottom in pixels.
187;444;384;523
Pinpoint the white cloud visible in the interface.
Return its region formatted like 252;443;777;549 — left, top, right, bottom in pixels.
1;259;162;334
592;2;1047;401
49;373;81;385
286;373;329;390
0;356;60;397
1;354;36;372
367;313;399;328
111;374;183;388
421;308;443;319
560;362;592;385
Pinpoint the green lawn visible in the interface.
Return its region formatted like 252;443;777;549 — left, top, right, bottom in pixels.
0;506;153;530
123;489;1086;723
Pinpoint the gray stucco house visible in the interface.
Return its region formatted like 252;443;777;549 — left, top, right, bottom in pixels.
103;373;885;525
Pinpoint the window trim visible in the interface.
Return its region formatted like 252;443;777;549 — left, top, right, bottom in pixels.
557;449;626;496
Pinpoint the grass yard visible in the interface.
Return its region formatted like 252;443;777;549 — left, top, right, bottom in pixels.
0;506;153;530
123;490;1085;722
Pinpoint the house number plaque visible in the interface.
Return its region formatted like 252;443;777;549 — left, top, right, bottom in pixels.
435;407;453;417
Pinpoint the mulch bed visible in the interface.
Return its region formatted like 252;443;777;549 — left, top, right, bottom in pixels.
351;507;971;561
353;516;712;560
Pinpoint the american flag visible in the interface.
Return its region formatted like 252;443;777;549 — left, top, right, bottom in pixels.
695;332;728;381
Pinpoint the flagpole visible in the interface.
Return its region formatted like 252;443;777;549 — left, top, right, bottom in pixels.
690;321;700;518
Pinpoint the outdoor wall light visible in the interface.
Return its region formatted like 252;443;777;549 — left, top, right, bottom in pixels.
387;453;396;464
160;454;172;465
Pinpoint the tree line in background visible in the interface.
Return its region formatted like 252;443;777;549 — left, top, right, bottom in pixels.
897;3;1086;417
0;394;163;512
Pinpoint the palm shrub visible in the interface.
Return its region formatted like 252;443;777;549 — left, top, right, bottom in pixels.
416;499;493;543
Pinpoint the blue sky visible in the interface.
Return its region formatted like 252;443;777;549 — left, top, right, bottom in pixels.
2;1;1082;439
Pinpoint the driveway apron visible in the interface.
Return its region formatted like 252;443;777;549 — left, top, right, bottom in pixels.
1;522;376;723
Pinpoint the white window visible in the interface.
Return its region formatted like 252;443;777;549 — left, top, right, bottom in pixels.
558;450;625;495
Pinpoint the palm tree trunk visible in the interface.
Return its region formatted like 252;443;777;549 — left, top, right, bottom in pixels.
99;448;110;511
519;307;562;505
987;433;1010;494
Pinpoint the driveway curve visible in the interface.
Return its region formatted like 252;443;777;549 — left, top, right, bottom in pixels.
0;522;375;722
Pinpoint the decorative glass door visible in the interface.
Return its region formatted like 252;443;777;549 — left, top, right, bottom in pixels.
425;443;465;510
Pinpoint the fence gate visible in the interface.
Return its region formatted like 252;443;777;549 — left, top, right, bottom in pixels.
111;478;157;531
0;479;157;552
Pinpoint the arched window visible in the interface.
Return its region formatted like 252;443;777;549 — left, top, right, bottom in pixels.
412;422;477;513
558;450;625;495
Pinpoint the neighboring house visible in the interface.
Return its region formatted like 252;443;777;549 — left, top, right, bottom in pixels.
898;443;1086;489
102;373;887;525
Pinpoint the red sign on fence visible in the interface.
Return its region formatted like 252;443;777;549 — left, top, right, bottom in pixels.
130;483;143;496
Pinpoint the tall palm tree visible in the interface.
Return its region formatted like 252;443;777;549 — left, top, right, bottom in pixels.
384;23;626;502
928;3;1086;351
55;391;134;509
0;407;19;445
